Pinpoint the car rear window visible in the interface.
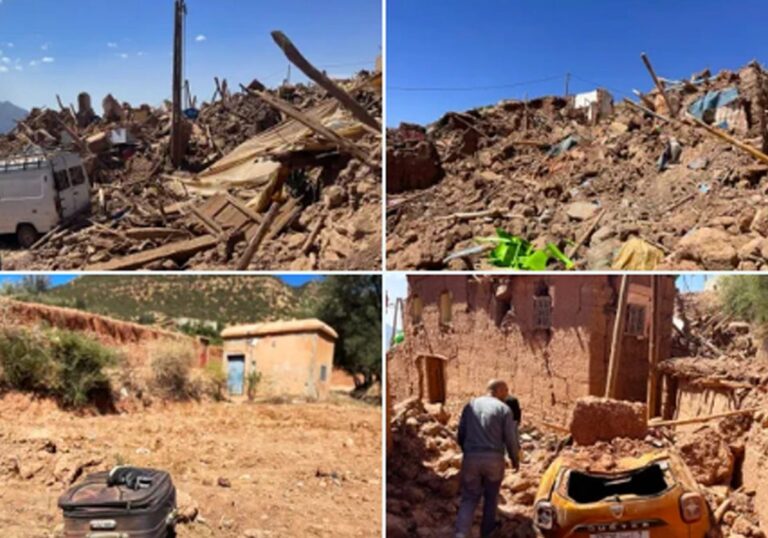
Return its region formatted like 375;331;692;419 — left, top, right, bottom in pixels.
53;169;70;191
566;462;669;503
68;166;86;186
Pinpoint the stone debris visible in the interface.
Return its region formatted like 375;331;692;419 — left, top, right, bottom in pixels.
0;32;382;271
387;61;768;271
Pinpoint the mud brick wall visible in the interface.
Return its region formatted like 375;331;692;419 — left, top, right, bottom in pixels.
389;275;675;425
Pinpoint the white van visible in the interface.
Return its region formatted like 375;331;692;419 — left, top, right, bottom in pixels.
0;151;91;247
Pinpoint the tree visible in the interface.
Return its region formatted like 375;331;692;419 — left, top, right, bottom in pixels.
311;275;382;388
20;275;51;295
719;275;768;325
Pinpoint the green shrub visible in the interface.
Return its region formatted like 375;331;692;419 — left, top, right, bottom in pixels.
0;327;56;392
150;340;196;399
0;327;116;408
204;361;228;401
246;370;262;401
48;329;117;407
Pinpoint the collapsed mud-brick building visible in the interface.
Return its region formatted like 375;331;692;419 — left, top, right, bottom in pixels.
221;319;337;400
388;275;676;423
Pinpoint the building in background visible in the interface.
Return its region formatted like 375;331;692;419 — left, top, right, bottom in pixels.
222;319;337;400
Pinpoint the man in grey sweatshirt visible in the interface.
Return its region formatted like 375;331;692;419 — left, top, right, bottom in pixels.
455;379;520;538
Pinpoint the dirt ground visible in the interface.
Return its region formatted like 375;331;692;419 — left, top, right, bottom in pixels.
0;392;382;537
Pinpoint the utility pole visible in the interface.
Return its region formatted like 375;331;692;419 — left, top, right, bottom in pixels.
170;0;187;168
564;72;571;98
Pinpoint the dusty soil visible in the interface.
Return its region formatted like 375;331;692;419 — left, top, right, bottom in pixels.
0;392;382;538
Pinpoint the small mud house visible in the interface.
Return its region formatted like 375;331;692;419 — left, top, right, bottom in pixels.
221;319;337;400
388;275;676;423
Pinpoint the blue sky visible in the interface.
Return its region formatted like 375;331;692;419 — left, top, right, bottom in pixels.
0;274;322;288
387;0;768;125
0;0;381;110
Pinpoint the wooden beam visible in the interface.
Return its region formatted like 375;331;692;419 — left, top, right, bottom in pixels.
302;214;326;255
271;31;380;132
605;275;629;398
687;115;768;166
647;275;660;421
641;52;677;116
170;0;187;168
241;85;374;167
237;202;281;270
87;234;218;271
649;407;761;428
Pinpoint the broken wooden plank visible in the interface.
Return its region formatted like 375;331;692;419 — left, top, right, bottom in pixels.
271;31;381;133
124;227;191;241
687;115;768;166
87;235;219;271
648;407;761;428
191;206;225;235
302;214;326;255
266;198;302;240
566;208;606;259
241;85;374;167
237;202;281;270
29;225;63;251
641;52;677;116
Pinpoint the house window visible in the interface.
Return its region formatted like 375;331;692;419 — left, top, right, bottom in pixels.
439;291;452;324
626;304;646;336
533;296;552;329
320;365;328;382
411;295;423;324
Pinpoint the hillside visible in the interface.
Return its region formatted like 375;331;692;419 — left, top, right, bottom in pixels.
0;101;27;134
43;275;321;325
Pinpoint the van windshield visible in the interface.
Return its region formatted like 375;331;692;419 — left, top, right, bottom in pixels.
566;462;670;503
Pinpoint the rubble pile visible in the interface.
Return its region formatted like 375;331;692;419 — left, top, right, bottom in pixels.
1;42;382;271
387;397;558;538
387;61;768;271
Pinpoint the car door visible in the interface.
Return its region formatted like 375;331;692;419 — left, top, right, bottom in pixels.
66;163;90;213
50;156;74;219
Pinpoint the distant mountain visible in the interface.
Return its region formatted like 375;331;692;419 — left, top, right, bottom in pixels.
43;275;322;326
0;101;27;134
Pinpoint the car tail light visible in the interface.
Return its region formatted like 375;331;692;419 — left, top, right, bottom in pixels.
534;501;556;530
680;492;704;523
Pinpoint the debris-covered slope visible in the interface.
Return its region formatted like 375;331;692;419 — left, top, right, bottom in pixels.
387;61;768;271
0;33;382;271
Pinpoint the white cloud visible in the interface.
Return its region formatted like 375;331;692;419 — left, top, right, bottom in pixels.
1;57;10;64
0;66;8;73
41;56;54;63
13;65;21;71
29;60;38;67
41;43;49;51
195;34;207;42
6;43;13;48
119;53;128;59
107;42;118;48
137;51;144;57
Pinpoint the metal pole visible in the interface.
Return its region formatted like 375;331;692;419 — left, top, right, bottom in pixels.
170;0;186;168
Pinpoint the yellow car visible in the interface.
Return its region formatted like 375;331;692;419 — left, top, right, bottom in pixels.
533;450;714;538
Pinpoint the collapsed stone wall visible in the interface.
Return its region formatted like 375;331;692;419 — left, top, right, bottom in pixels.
389;275;676;424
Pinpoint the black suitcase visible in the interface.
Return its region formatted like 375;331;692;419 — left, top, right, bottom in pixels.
58;466;177;538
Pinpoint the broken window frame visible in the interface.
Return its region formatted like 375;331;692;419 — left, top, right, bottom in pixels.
558;460;675;504
625;303;647;337
411;295;424;325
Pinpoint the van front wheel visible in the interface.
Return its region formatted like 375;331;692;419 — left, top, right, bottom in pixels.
16;224;39;249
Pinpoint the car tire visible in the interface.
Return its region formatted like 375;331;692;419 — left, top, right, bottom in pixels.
16;224;39;249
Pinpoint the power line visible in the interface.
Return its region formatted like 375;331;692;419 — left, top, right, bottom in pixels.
388;74;563;92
